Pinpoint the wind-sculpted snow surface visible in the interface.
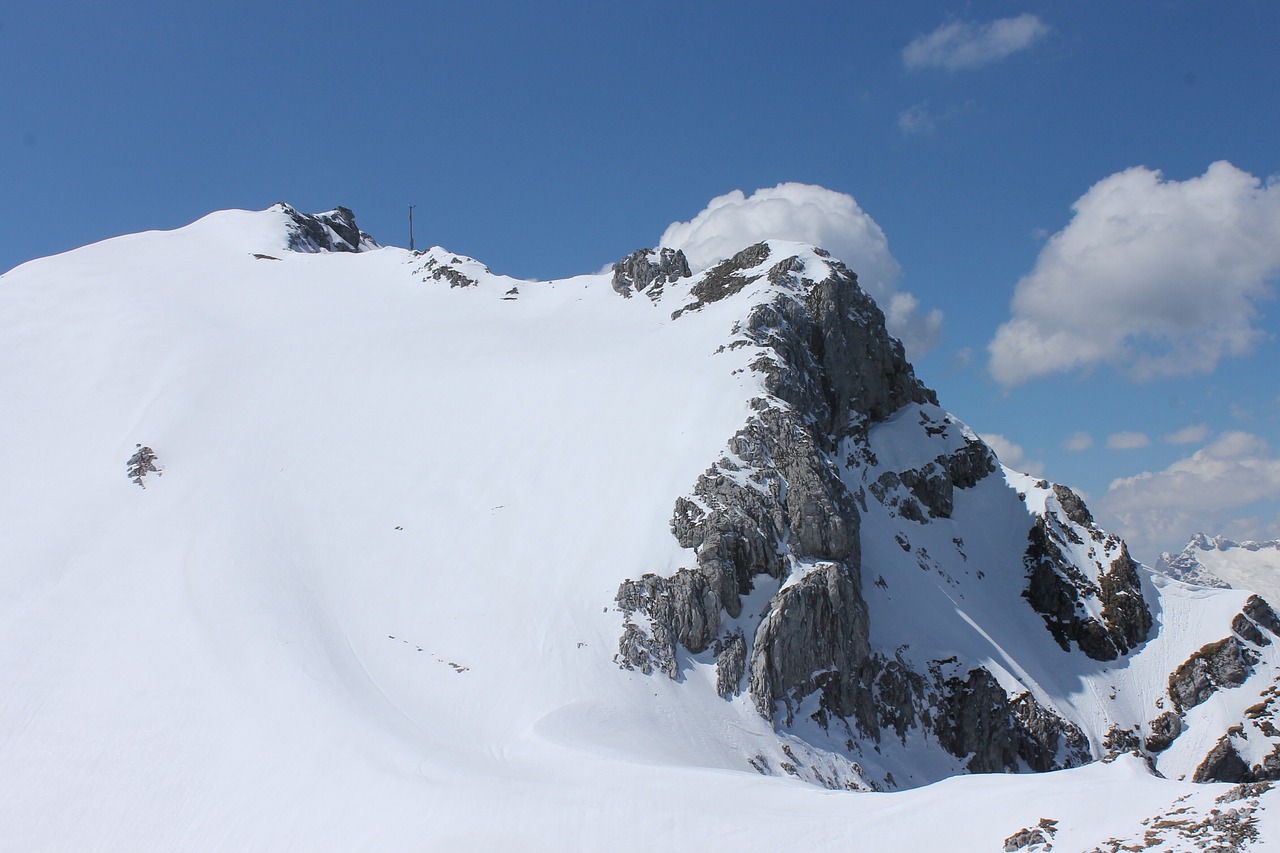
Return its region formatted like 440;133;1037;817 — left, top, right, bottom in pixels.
3;205;1280;850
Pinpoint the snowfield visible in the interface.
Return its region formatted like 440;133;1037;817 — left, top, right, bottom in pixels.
1;206;1277;851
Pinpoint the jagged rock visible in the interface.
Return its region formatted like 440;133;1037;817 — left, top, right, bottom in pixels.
1194;735;1254;783
1022;503;1151;661
947;439;999;488
1256;744;1280;781
933;667;1087;773
1051;484;1093;527
615;568;722;669
1169;636;1257;712
1012;692;1090;771
1103;725;1142;758
429;266;477;288
1097;543;1153;653
715;632;746;698
1233;612;1270;647
749;563;871;723
277;203;377;253
616;621;674;678
611;246;1149;786
126;444;161;488
670;243;771;318
611;247;690;299
799;259;937;432
1244;595;1280;635
868;657;927;741
894;443;996;520
1145;711;1183;752
899;463;953;519
1004;819;1059;852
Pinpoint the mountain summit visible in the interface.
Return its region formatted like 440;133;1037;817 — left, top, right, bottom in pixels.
1;206;1277;851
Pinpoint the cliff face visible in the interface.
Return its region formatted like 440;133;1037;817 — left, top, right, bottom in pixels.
611;241;1278;790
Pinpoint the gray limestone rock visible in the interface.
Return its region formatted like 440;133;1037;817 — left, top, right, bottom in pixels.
1145;711;1183;753
612;246;1094;783
933;667;1088;774
1194;735;1254;783
1234;612;1271;647
1245;595;1280;635
671;243;771;318
894;442;996;520
716;632;747;698
1051;484;1094;527
1022;502;1151;661
277;203;378;253
615;568;722;669
748;562;871;723
1097;543;1153;653
1169;636;1257;712
125;444;161;488
611;247;691;299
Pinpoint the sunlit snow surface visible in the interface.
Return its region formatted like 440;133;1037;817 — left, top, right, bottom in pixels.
1;207;1277;851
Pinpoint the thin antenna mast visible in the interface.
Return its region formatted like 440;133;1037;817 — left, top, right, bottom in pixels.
408;204;417;252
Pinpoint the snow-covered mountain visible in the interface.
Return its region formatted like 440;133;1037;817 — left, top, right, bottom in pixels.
2;204;1278;851
1158;534;1280;604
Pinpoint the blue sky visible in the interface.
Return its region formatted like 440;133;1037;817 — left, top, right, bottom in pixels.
3;1;1278;562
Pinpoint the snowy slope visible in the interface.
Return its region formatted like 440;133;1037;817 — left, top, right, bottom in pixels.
2;205;1278;851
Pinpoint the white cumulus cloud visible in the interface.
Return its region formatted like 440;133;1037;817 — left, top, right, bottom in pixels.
659;183;942;356
988;161;1280;386
903;14;1048;71
1107;431;1151;450
1098;431;1280;561
979;433;1044;476
1064;431;1093;451
1164;424;1211;445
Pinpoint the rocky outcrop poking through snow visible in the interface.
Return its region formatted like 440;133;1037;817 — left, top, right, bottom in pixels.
1022;486;1151;660
611;247;691;299
1169;637;1257;712
617;247;932;731
611;238;1279;792
616;245;1095;786
276;203;379;253
1155;595;1280;782
896;440;996;520
126;444;161;488
748;563;872;723
933;667;1089;774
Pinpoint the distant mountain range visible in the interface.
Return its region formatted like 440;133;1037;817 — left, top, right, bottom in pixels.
1156;533;1280;604
1;204;1276;851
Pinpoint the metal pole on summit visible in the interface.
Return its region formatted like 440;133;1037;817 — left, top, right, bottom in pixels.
409;205;416;252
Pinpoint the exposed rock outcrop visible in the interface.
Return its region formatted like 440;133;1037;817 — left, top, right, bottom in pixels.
748;563;871;723
897;439;997;520
1145;711;1183;753
277;203;378;253
609;241;1279;792
617;250;932;728
1169;636;1257;712
611;247;691;299
1194;735;1255;783
1022;489;1151;661
933;667;1088;773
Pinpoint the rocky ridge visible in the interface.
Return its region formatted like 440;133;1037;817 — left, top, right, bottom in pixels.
609;241;1280;791
275;203;379;253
